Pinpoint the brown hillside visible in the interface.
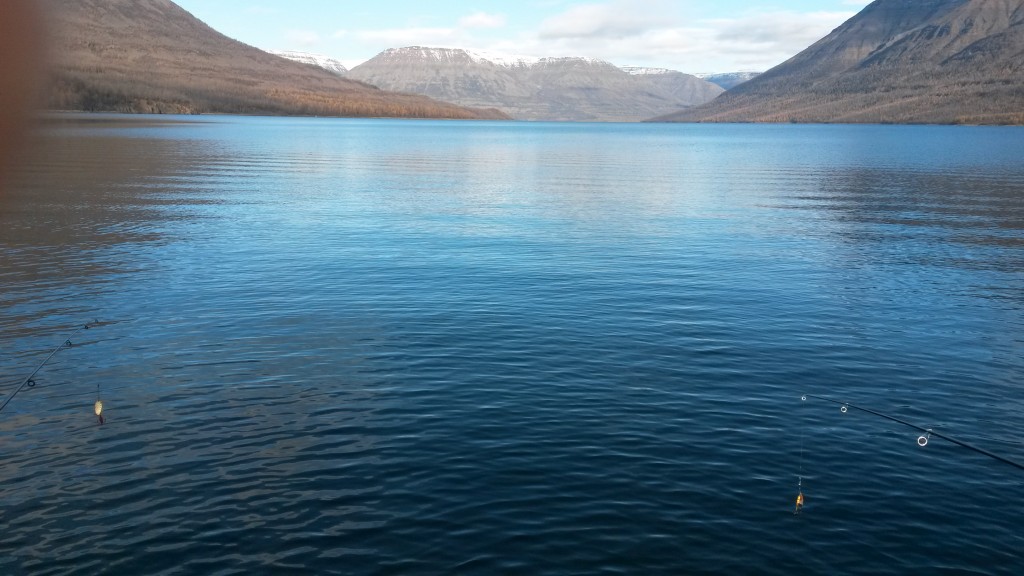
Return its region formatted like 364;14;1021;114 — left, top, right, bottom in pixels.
41;0;508;119
655;0;1024;125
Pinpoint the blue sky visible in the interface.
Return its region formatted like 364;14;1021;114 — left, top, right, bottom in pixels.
173;0;873;73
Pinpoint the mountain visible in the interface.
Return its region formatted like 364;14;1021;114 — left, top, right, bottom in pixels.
347;48;531;114
694;72;762;91
347;47;723;122
622;67;730;103
656;0;1024;124
269;51;348;76
42;0;508;119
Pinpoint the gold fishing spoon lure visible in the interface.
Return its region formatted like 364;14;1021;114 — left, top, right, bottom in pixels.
94;384;104;425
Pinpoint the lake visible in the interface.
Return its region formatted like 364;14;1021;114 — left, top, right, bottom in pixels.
2;115;1023;575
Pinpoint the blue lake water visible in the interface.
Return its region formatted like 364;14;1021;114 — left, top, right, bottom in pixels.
2;115;1023;574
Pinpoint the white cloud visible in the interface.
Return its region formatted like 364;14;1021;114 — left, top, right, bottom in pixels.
285;29;321;46
313;1;865;73
459;12;507;29
351;11;504;56
539;0;676;39
519;4;859;72
356;27;461;47
245;6;278;15
703;10;857;67
713;11;855;44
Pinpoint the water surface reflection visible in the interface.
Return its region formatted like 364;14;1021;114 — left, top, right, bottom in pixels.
2;116;1023;575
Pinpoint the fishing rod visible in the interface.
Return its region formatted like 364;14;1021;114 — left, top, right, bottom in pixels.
0;320;99;415
802;394;1024;472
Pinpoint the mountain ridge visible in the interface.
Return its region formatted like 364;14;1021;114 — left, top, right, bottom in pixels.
42;0;508;120
655;0;1024;124
693;72;762;90
346;46;723;122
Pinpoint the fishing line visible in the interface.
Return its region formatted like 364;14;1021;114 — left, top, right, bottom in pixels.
802;394;1024;472
1;321;100;415
969;434;1024;447
795;420;806;514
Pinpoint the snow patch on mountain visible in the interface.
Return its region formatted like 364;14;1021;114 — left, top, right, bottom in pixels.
378;46;543;69
373;47;623;70
621;66;673;76
269;50;348;75
693;71;761;80
466;49;541;68
536;56;611;66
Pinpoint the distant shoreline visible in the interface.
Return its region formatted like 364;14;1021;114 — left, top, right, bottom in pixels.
35;109;517;123
36;109;1024;127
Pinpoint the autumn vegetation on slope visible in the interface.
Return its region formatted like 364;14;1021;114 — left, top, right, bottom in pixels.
42;0;509;120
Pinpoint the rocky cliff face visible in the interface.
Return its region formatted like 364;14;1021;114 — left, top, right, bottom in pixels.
657;0;1024;124
348;47;723;122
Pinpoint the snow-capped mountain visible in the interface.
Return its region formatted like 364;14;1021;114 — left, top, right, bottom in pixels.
346;47;532;116
346;47;724;122
269;50;348;76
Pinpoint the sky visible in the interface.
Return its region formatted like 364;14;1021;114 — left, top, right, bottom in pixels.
173;0;874;73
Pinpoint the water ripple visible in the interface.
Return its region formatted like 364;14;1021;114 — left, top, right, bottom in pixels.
2;117;1023;575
